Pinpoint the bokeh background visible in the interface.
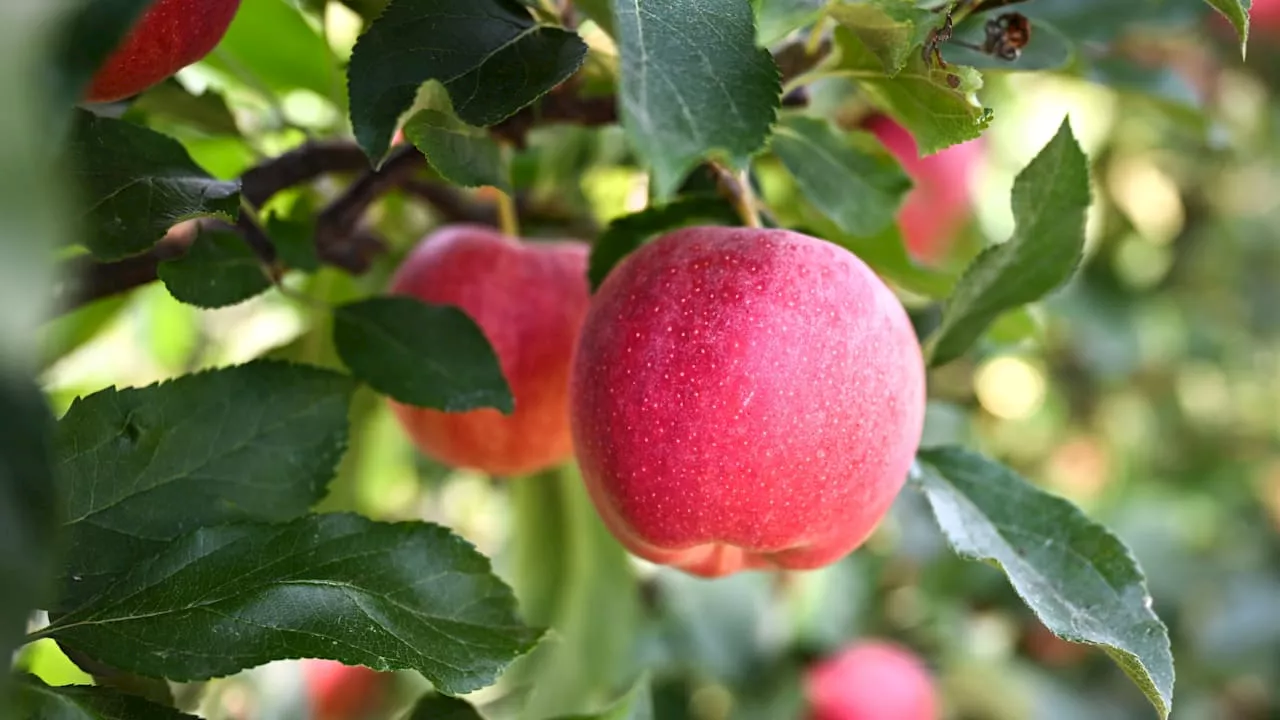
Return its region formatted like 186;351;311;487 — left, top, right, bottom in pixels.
13;1;1280;718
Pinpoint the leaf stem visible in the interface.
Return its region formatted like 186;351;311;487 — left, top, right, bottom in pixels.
495;188;521;237
805;11;830;57
735;170;763;229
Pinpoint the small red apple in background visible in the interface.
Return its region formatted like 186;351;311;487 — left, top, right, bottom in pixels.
388;224;590;477
1246;0;1280;32
863;114;983;265
570;227;926;578
804;641;939;720
86;0;242;103
300;660;387;720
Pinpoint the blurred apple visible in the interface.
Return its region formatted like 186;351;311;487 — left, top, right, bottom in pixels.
804;641;939;720
300;660;387;720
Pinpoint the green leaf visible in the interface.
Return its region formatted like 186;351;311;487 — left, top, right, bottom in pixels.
1202;0;1250;57
0;379;60;681
264;210;321;272
611;0;781;198
333;297;514;413
771;115;912;238
157;226;272;308
827;0;934;75
588;195;741;291
12;676;198;720
125;81;241;137
347;0;588;161
54;361;357;608
201;0;343;100
555;675;653;720
826;222;955;299
67;110;241;261
404;109;511;191
927;119;1090;366
942;15;1073;72
755;0;826;46
832;26;991;156
404;694;484;720
913;447;1175;719
52;0;154;110
41;296;129;368
1023;0;1207;44
504;467;640;717
575;0;616;36
45;514;543;693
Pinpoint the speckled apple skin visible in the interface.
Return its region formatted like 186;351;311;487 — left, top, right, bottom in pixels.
805;641;939;720
570;227;925;577
864;115;983;265
86;0;242;103
388;225;590;477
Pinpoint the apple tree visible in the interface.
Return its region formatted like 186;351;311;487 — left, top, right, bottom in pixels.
0;0;1265;718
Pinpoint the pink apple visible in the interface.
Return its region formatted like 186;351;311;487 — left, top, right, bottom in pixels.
863;115;983;264
388;225;590;477
570;227;926;578
805;641;939;720
300;660;387;720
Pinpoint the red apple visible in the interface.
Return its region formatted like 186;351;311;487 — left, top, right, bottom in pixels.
805;641;939;720
570;227;926;578
1249;0;1280;31
86;0;242;103
863;115;983;264
300;660;387;720
388;224;590;477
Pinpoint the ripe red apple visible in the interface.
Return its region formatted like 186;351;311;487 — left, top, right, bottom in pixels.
863;114;983;265
1249;0;1280;31
805;641;939;720
570;227;926;578
388;224;590;477
300;660;387;720
86;0;242;103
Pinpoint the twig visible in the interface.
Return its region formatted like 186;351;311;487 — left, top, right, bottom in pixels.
312;144;424;272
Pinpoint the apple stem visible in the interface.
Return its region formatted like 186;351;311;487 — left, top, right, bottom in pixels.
495;188;521;238
735;170;763;229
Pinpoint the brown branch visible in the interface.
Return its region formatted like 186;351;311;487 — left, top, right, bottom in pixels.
489;82;618;148
312;144;424;273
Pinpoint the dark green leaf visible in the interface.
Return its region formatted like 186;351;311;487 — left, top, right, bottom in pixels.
1203;0;1250;57
347;0;588;160
589;195;740;291
157;226;272;308
611;0;781;198
54;360;356;608
827;1;934;74
68;110;241;261
914;447;1175;719
333;296;513;412
52;0;154;110
404;693;484;720
928;119;1090;366
0;378;60;678
404;109;511;191
12;676;198;720
45;514;543;693
771;115;912;238
833;26;991;156
264;211;321;272
554;675;653;720
755;0;826;46
504;468;640;717
201;0;343;100
124;81;241;137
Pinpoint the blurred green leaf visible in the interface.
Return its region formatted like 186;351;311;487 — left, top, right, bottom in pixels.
928;119;1089;366
53;361;356;608
819;222;955;299
942;16;1073;71
347;0;588;160
913;447;1175;719
404;693;484;719
555;675;653;720
575;0;616;36
125;81;241;137
828;0;934;74
51;0;154;111
12;676;197;719
505;467;640;718
832;27;991;156
201;0;342;100
589;195;740;291
611;0;781;198
40;296;128;369
157;226;272;308
404;109;511;192
755;0;825;46
771;116;912;238
45;514;543;692
68;110;241;261
264;210;321;272
1019;0;1207;43
1202;0;1250;56
333;297;514;412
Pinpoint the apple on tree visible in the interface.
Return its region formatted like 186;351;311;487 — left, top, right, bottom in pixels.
299;660;388;720
570;226;926;578
863;114;984;265
804;640;939;720
86;0;242;103
387;224;590;477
